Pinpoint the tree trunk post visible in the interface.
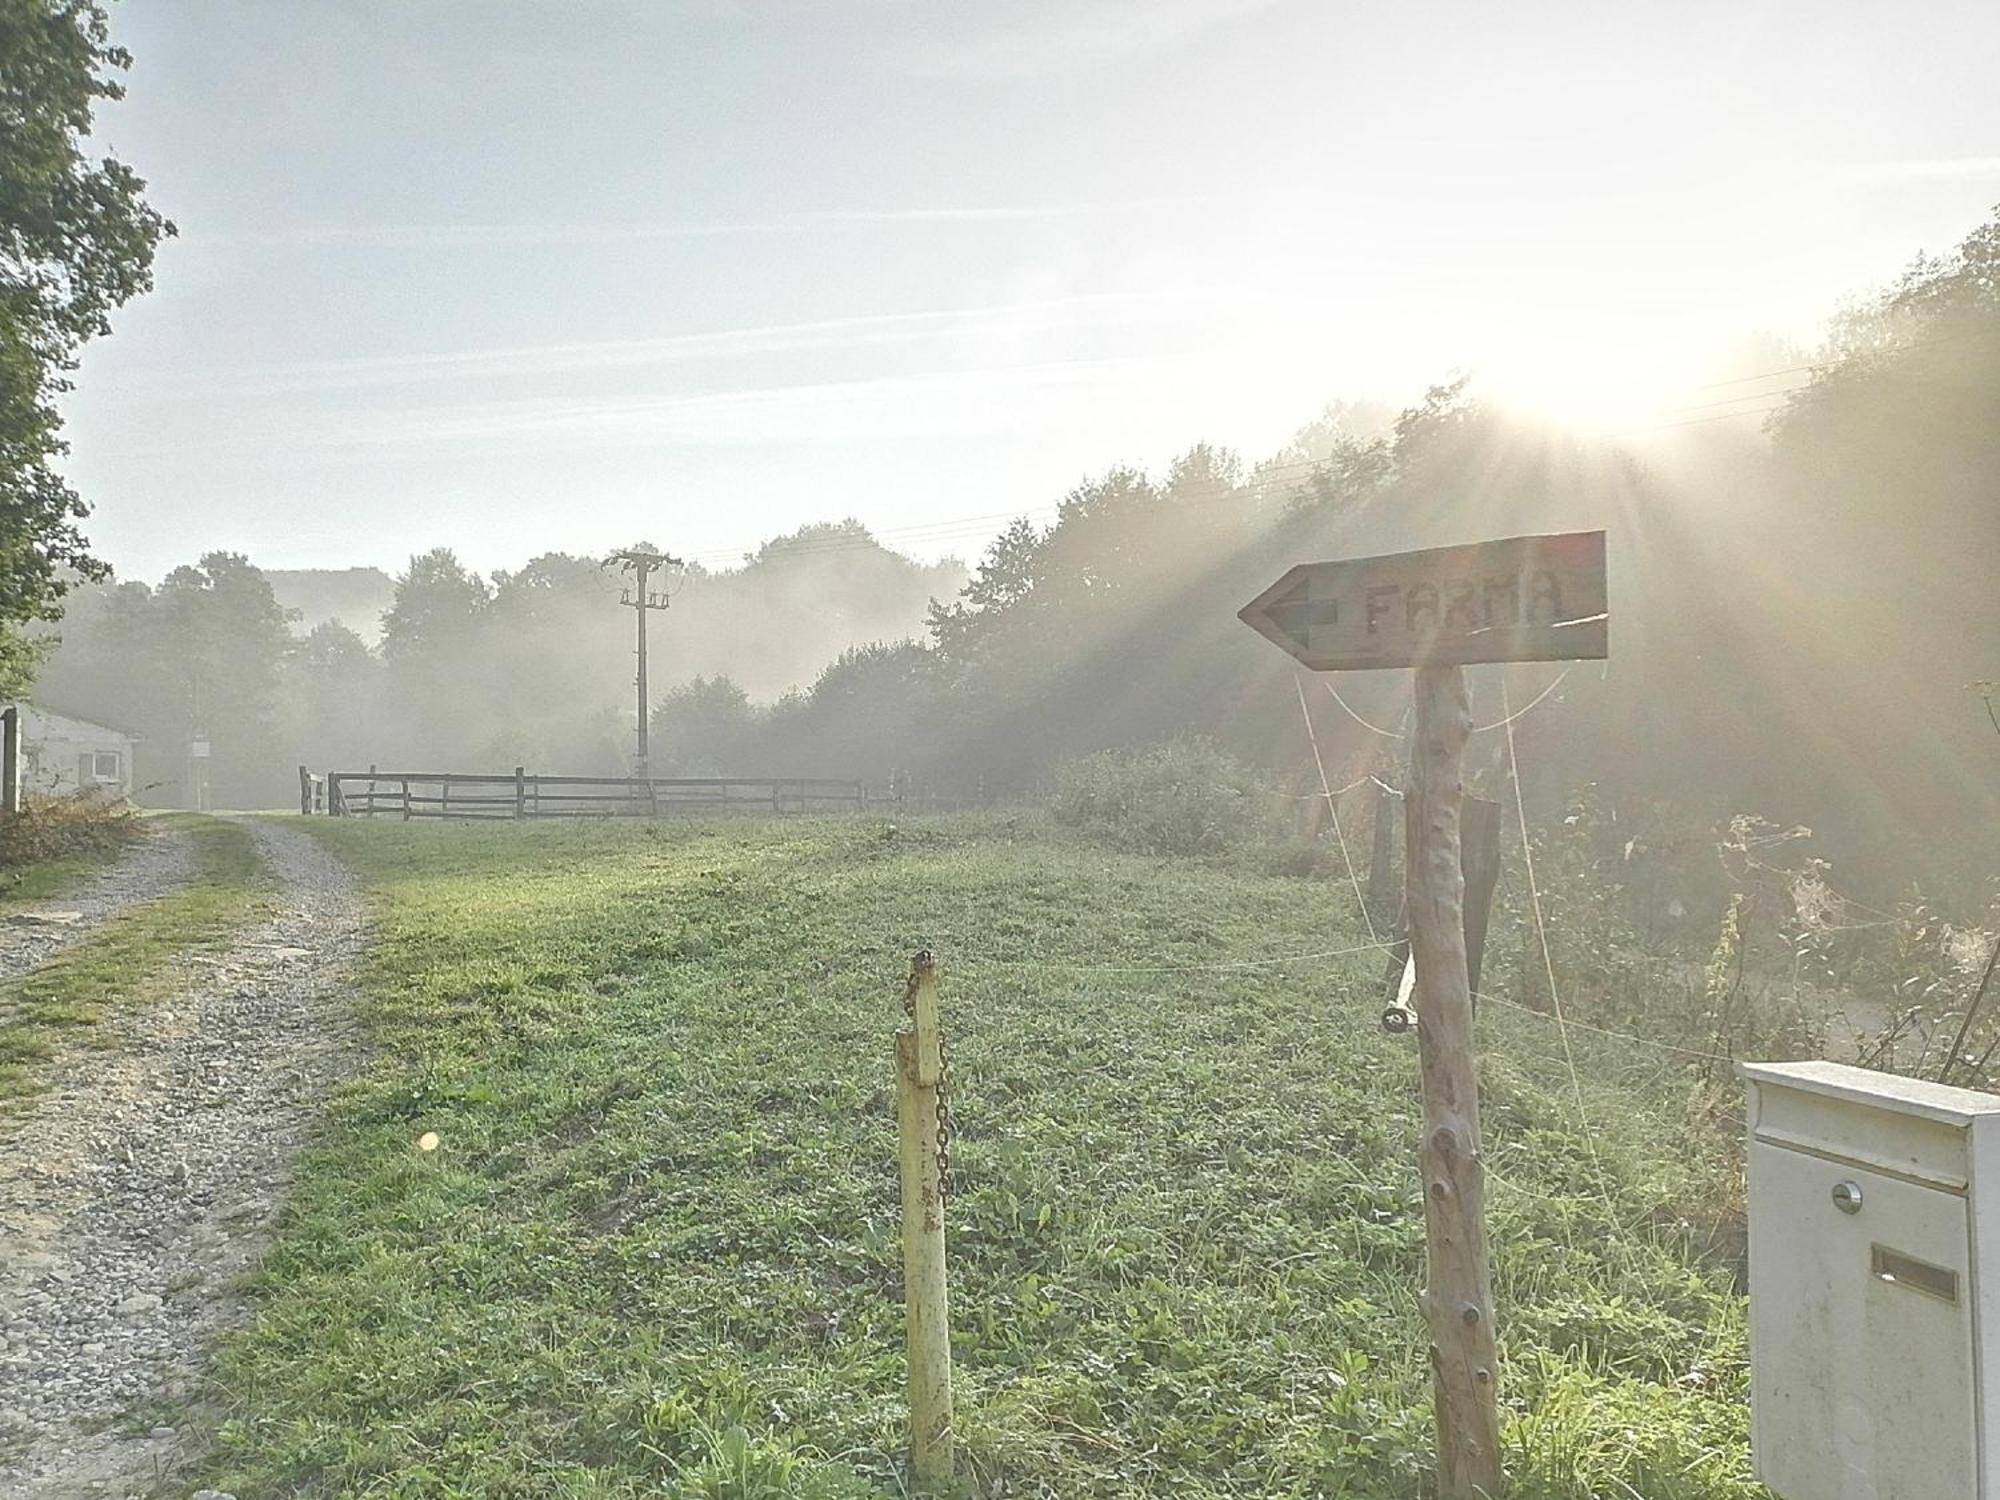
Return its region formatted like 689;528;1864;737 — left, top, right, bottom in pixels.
1368;776;1399;929
1460;797;1503;1004
3;707;22;815
1405;664;1502;1498
897;951;954;1488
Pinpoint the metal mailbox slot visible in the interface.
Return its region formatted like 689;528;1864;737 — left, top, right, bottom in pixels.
1745;1060;2000;1499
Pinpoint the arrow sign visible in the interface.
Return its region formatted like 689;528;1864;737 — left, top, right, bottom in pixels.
1259;572;1345;648
1239;530;1607;671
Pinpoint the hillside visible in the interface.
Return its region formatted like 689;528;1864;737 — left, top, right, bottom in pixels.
200;814;1752;1498
264;567;396;643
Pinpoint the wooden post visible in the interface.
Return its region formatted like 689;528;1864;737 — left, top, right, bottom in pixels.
515;766;526;820
2;706;22;815
1461;797;1503;1003
897;951;954;1487
1405;665;1502;1498
298;765;311;815
1367;776;1398;928
402;776;412;821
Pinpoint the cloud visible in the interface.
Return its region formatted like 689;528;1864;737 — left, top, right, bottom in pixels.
1846;156;2000;182
877;0;1286;77
152;287;1235;395
188;194;1244;252
116;352;1211;458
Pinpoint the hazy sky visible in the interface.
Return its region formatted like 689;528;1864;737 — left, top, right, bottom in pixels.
60;0;2000;580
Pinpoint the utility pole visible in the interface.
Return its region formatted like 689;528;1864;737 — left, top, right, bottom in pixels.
608;547;679;776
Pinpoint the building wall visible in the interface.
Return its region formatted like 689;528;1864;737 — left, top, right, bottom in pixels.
3;706;137;800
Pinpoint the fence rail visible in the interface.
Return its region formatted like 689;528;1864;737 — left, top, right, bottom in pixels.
303;765;880;820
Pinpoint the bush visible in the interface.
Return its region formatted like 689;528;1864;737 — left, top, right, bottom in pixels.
0;793;142;872
1050;739;1283;857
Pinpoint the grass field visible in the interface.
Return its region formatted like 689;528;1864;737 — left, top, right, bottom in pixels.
207;813;1754;1499
0;843;126;905
0;815;270;1105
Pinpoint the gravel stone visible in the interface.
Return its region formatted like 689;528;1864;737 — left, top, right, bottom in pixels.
0;820;361;1498
0;829;197;986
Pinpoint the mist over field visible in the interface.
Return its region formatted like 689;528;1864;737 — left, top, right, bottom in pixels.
29;219;2000;903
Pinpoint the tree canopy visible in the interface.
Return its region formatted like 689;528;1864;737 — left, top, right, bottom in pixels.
0;0;171;692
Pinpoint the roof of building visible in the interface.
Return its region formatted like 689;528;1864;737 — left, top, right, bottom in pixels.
0;704;145;743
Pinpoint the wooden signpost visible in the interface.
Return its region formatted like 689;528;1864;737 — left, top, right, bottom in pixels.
1241;529;1608;1499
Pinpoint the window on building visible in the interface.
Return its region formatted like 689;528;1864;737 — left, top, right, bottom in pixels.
91;751;120;782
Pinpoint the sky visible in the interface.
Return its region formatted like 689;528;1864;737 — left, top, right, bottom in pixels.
57;0;2000;582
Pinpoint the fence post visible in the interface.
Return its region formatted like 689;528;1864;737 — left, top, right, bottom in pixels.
515;766;526;820
3;706;22;814
897;951;954;1488
299;764;313;815
402;776;412;821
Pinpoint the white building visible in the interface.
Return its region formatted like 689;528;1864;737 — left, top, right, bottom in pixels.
1;706;140;801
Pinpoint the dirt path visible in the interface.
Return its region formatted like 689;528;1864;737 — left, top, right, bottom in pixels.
0;831;198;987
0;820;362;1500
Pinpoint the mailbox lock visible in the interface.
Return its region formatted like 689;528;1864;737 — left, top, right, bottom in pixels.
1832;1180;1864;1215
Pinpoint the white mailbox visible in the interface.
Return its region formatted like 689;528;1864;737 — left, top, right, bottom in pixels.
1745;1059;2000;1499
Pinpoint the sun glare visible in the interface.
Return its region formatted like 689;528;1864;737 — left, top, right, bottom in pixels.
1476;331;1714;436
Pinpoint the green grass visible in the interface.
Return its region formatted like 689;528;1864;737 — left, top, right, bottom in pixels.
0;814;271;1103
0;844;124;904
208;814;1755;1499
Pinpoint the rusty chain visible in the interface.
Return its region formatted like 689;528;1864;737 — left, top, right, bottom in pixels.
904;951;952;1201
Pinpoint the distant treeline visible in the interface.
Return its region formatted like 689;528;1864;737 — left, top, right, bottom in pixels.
34;210;2000;900
31;521;963;811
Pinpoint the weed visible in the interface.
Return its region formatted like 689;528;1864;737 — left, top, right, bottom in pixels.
0;794;144;902
1051;739;1286;857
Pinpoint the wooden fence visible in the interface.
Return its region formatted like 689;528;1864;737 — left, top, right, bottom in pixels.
300;766;878;820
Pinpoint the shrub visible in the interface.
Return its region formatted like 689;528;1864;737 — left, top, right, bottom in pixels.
1050;739;1283;856
0;793;142;872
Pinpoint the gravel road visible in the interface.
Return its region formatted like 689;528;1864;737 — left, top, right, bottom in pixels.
0;832;198;988
0;820;362;1499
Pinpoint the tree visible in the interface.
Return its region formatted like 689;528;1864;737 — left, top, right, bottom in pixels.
290;620;381;773
151;552;296;803
650;676;763;774
381;548;491;662
0;1;172;692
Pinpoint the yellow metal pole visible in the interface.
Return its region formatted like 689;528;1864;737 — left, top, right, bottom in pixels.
897;951;954;1487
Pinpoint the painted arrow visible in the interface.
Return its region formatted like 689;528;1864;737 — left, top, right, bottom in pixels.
1258;573;1341;648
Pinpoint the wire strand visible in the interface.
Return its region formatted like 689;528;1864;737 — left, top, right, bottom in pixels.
1323;678;1407;739
976;938;1396;974
1295;673;1380;943
1501;672;1612;1192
